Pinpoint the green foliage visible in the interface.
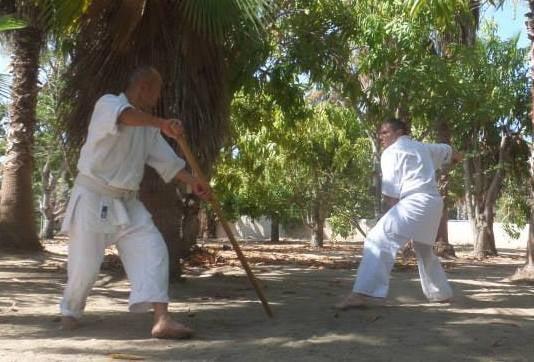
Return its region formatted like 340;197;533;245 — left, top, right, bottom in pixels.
215;0;531;241
33;44;73;207
180;0;269;40
405;0;473;32
214;84;374;237
496;179;529;239
0;14;26;31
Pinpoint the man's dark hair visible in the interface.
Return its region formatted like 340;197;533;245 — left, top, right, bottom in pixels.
383;118;409;135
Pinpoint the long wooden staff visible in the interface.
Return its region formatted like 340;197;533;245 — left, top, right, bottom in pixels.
176;135;274;318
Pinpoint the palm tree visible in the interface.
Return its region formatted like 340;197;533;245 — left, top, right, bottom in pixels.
0;1;85;251
60;0;268;278
0;2;44;250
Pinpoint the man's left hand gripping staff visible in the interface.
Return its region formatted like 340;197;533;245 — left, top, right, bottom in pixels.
160;118;184;141
191;178;212;201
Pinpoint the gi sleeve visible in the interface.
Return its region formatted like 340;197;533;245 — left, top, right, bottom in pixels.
147;132;186;183
89;94;132;140
380;149;401;199
425;143;452;170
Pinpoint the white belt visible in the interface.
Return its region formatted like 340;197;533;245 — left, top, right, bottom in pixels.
75;174;137;200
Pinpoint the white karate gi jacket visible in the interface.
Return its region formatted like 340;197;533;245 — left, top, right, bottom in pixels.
374;136;452;245
61;93;186;234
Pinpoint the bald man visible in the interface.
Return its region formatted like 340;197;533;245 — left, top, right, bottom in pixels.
59;66;210;339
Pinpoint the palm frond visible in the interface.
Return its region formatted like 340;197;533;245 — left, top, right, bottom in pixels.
0;14;26;31
178;0;268;42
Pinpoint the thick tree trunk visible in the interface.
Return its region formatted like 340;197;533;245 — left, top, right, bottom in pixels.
139;167;182;280
0;26;43;251
270;213;280;243
473;208;498;258
474;134;510;258
311;220;324;248
310;200;324;248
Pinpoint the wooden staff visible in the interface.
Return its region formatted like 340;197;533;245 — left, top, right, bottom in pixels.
176;135;274;318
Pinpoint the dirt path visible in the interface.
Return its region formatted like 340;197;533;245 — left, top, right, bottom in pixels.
1;240;533;361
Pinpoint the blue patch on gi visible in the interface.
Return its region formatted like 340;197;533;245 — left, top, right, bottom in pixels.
101;205;108;220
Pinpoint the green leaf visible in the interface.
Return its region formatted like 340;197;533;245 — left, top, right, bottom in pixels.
0;15;27;31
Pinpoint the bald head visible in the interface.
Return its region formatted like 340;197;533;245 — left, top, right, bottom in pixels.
125;66;163;110
128;66;162;89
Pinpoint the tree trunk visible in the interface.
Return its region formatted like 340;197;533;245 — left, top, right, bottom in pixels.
434;119;456;257
270;213;279;243
473;133;510;258
201;207;217;241
509;197;534;281
473;208;497;258
139;167;182;280
310;200;324;248
0;25;43;251
434;204;456;257
181;195;200;258
40;157;58;239
463;155;477;239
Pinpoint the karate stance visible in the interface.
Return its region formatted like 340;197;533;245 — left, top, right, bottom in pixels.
337;118;462;309
59;66;210;338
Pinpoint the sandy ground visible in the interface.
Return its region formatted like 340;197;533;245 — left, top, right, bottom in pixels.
1;239;534;362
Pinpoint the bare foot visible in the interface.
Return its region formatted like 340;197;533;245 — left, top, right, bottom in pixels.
151;315;193;339
335;293;385;310
60;316;80;330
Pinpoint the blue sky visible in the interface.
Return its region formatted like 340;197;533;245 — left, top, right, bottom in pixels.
482;1;529;47
0;2;530;74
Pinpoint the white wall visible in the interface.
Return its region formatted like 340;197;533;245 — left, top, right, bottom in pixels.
215;217;528;249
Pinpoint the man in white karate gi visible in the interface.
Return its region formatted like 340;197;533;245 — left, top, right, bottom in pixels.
337;118;462;309
59;66;210;339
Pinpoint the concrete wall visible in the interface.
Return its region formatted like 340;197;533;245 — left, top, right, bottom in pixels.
215;216;528;249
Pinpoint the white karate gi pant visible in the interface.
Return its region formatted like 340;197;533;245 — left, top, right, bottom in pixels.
60;184;170;318
353;194;452;301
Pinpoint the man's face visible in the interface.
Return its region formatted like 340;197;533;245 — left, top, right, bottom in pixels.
379;123;403;149
140;77;162;110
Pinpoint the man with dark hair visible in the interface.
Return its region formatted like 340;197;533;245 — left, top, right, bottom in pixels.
59;66;210;339
336;118;462;309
